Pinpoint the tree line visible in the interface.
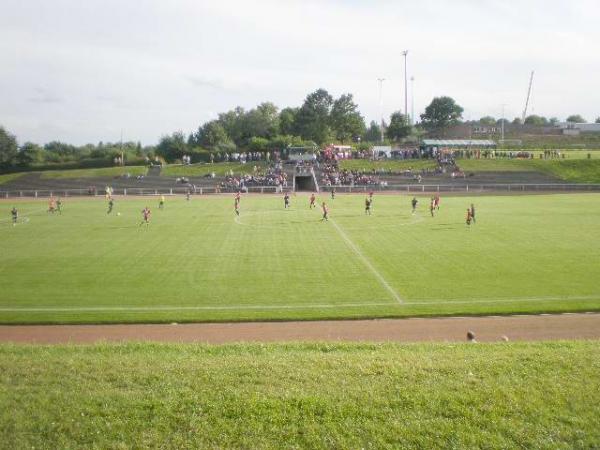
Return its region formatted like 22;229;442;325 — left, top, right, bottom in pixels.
1;87;599;170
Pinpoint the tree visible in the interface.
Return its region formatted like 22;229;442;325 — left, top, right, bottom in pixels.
386;112;411;142
420;96;463;130
293;88;333;145
191;121;231;149
217;107;246;145
240;102;279;143
512;117;522;125
279;107;298;136
524;115;548;126
365;121;382;142
596;117;600;124
155;131;188;162
548;117;560;125
330;93;366;143
566;114;586;123
248;137;269;152
17;142;44;166
479;116;496;126
0;126;18;168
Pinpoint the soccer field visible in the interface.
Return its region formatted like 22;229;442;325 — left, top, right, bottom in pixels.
1;193;599;324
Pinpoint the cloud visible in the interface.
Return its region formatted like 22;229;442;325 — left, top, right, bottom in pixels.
186;76;225;90
27;88;62;104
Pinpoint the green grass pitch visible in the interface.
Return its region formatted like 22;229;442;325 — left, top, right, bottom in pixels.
1;193;599;324
1;341;599;448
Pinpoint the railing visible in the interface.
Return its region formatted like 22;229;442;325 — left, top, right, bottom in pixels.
1;183;600;198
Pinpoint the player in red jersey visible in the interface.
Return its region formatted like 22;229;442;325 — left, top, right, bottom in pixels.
139;207;151;227
309;193;316;209
434;194;440;210
321;202;329;221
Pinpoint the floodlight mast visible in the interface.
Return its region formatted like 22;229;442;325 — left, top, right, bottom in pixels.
410;76;415;125
377;78;386;144
402;50;409;124
522;71;535;123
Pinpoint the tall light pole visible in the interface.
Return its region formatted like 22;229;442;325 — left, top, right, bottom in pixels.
377;78;385;143
410;76;415;125
402;50;409;124
501;104;506;143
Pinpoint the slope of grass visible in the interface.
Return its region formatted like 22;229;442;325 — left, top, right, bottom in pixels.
457;158;600;182
1;194;599;324
40;166;147;179
0;341;598;449
0;172;26;185
161;162;267;177
339;159;437;172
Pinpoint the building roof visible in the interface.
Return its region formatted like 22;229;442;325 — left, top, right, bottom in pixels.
422;139;496;147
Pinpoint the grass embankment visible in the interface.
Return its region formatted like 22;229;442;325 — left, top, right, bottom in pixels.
339;159;437;172
0;173;26;185
39;166;148;179
0;341;598;449
1;195;599;324
457;159;600;183
161;162;268;177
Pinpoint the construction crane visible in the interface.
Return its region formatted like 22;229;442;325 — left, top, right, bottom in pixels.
521;71;535;123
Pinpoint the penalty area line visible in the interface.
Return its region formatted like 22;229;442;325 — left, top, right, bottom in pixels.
329;217;403;304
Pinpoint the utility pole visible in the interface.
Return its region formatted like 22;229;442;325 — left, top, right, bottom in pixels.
120;130;124;166
377;78;386;144
402;50;409;124
410;76;415;125
500;104;506;142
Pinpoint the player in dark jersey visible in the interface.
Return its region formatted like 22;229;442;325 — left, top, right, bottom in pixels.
11;207;18;226
365;197;372;215
309;193;316;209
466;208;472;227
284;192;290;209
411;197;418;214
139;207;151;227
56;198;62;215
331;188;336;200
107;198;114;214
321;202;329;221
470;203;476;224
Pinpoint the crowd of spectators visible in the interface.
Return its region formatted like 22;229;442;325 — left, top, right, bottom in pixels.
219;165;288;191
320;163;379;187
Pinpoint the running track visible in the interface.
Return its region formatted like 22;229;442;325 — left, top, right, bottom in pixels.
1;313;599;344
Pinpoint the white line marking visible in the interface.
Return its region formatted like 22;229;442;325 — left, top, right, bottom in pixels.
404;295;600;306
0;295;598;313
329;217;403;304
0;302;395;313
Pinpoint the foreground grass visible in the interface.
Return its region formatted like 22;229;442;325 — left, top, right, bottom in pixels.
1;194;599;324
457;158;600;182
0;173;26;185
39;166;147;179
339;159;437;172
0;341;598;449
161;162;268;177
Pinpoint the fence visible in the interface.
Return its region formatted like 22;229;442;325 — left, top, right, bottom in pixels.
1;184;600;198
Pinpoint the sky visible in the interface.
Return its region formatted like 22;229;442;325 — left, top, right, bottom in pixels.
1;0;599;145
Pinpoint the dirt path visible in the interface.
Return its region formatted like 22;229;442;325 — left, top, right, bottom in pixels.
1;313;599;344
